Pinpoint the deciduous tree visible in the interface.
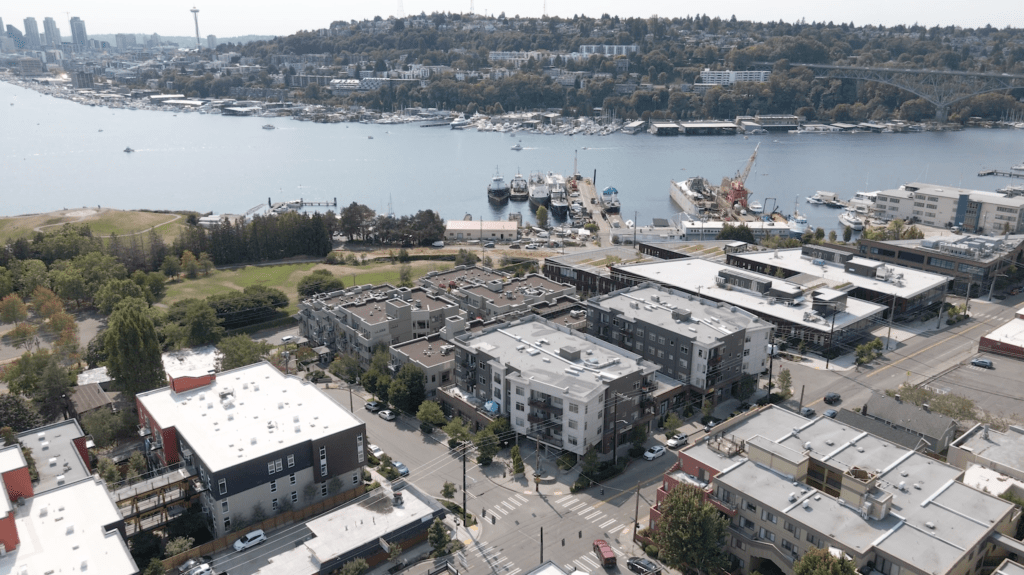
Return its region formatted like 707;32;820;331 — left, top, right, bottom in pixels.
416;400;446;426
0;394;42;432
217;335;272;371
652;483;729;575
793;547;857;575
0;293;28;325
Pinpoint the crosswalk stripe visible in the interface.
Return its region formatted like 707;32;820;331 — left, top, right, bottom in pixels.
515;494;528;502
509;498;523;507
562;498;579;508
605;523;620;532
578;506;595;515
570;503;587;511
586;511;603;520
599;519;616;528
508;569;522;575
580;556;600;569
503;501;516;510
574;560;591;571
495;506;509;515
556;495;572;503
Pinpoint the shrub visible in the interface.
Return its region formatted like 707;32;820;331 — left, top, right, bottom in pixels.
645;545;659;559
419;422;435;433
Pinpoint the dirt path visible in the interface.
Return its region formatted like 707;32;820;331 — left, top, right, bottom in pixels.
31;208;182;237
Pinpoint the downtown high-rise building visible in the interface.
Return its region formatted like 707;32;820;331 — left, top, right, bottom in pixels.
23;17;40;48
207;34;216;50
69;16;88;51
115;33;136;51
43;17;61;47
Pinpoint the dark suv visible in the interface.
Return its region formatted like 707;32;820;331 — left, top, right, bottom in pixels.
823;392;841;405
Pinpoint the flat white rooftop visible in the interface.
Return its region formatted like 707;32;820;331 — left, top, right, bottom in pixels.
731;249;949;299
982;318;1024;348
162;345;221;379
138;362;362;473
0;478;138;575
618;259;886;332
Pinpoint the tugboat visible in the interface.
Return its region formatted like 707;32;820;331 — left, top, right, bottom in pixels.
509;173;529;201
487;168;511;203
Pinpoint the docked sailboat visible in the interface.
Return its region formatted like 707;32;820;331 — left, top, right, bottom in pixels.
839;209;865;231
528;171;550;209
487;169;511;203
509;173;529;201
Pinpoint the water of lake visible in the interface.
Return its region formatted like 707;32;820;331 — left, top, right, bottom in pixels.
3;80;1023;235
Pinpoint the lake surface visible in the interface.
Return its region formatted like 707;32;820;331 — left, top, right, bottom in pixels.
3;80;1024;234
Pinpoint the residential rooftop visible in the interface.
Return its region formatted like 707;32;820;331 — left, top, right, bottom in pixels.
994;560;1024;575
391;336;456;368
162;345;221;379
952;424;1024;477
421;266;507;288
457;315;657;400
255;484;444;575
0;477;138;575
589;283;766;346
17;420;91;494
885;182;1024;209
137;362;362;473
544;246;658;275
730;248;949;299
76;365;111;386
616;259;886;332
345;288;456;324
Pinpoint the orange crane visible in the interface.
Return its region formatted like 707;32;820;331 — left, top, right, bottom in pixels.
724;143;759;209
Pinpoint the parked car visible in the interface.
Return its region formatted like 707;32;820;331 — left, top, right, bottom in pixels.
971;358;994;369
186;565;213;575
484;242;495;248
178;557;214;574
627;557;661;575
643;446;666;460
703;419;720;433
824;409;838;419
379;410;397;421
510;243;522;249
823;392;841;405
233;529;267;552
666;433;689;448
281;335;294;343
393;461;410;476
432;241;445;248
365;401;385;413
368;444;384;458
593;539;617;568
800;407;816;418
525;243;538;250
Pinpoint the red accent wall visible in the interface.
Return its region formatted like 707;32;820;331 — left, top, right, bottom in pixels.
978;336;1024;359
0;511;19;552
169;374;215;394
1;467;33;502
162;427;179;465
72;436;91;473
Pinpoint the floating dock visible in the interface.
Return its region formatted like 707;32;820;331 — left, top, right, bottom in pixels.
978;169;1024;179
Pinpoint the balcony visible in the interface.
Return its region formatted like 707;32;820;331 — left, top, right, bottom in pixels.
728;525;794;565
707;493;738;516
528;398;562;413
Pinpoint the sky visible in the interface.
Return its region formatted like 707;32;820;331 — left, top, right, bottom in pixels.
1;0;1019;39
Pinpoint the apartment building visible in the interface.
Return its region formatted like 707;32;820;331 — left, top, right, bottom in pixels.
442;315;659;457
136;362;367;538
420;266;576;322
651;406;1021;575
389;334;456;397
297;284;461;367
587;283;771;405
872;182;1024;233
699;68;771;85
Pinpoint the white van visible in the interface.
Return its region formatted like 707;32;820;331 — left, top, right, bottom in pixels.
537;231;550;239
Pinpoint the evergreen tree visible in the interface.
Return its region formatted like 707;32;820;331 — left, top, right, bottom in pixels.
652;483;729;575
105;299;166;397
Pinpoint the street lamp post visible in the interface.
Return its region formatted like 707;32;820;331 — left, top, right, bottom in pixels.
824;302;840;370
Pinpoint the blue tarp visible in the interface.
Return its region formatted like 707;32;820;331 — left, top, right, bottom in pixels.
484;401;500;413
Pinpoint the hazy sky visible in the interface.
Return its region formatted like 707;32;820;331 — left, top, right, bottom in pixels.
1;0;1019;39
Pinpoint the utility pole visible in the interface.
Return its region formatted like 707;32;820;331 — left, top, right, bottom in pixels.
767;346;774;396
632;481;642;539
462;442;467;525
612;394;619;465
540;527;544;563
824;304;838;369
798;385;805;412
885;296;897;350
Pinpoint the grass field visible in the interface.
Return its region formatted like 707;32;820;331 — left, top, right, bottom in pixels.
0;208;186;244
161;260;454;315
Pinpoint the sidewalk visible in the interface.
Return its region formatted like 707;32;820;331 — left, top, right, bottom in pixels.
363;512;482;575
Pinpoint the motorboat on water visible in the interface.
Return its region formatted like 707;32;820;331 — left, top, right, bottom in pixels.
788;199;811;237
450;114;472;129
1013;162;1024;171
509;173;529;201
807;191;838;205
806;195;824;204
839;209;865;231
511;142;523;151
748;201;764;214
263;124;276;130
124;147;134;153
528;172;551;209
487;168;511;203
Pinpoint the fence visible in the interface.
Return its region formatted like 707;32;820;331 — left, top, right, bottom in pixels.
163;484;366;572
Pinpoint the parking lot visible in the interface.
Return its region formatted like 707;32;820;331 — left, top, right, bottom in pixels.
919;354;1024;422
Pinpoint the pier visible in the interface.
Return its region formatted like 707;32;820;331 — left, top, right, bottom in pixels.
978;169;1024;179
267;197;338;211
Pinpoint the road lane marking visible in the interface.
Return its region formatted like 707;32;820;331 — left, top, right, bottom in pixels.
515;494;528;502
562;498;579;508
570;503;587;511
555;496;572;503
586;511;603;520
867;323;986;378
599;519;616;528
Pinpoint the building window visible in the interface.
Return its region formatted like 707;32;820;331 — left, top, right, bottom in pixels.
287;454;295;468
741;517;755;530
319;446;327;460
515;417;524;426
782;539;797;554
272;498;279;511
516;386;524;395
268;462;276;474
568;419;578;429
353;473;359;485
290;473;296;485
649;333;656;342
224;517;231;530
221;500;229;514
636;329;644;338
806;532;820;546
761;510;777;524
516;402;524;411
569;403;579;413
568;435;578;446
276;459;283;472
758;527;776;542
321;482;328;497
745;501;756;513
743;349;750;356
271;480;277;493
218;479;227;495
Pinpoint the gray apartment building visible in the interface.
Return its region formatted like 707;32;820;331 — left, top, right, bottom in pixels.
587;283;772;406
296;284;461;367
440;315;659;457
420;266;577;322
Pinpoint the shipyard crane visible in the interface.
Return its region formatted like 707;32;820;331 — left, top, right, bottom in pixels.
722;143;759;209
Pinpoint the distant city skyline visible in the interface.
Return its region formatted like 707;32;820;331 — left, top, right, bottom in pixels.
0;1;1017;40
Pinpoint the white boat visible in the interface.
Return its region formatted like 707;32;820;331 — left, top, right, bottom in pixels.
669;177;716;216
262;124;276;130
1012;163;1024;171
509;173;529;201
487;168;511;203
807;191;837;205
788;199;811;237
838;209;865;231
528;171;551;209
511;142;523;151
748;201;763;214
450;114;471;129
600;186;621;214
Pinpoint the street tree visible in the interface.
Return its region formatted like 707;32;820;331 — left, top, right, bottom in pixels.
536;206;549;228
329;354;362;382
443;418;471;448
652;483;729;575
164;536;194;558
843;225;853;242
417;401;446;426
339;558;369;575
428;517;451;554
441;481;457;499
1;349;53;396
777;368;793;399
794;547;857;575
474;428;500;465
390;363;426;413
0;293;28;325
105;299;166;397
217;335;272;371
32;286;63;320
95;279;147;315
165;298;224;348
34;358;75;422
0;394;42;432
663;413;684;434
